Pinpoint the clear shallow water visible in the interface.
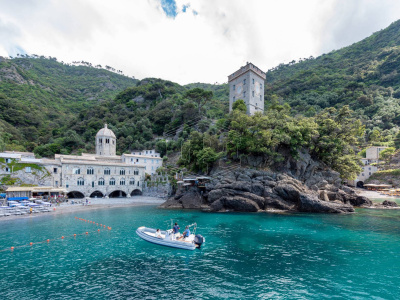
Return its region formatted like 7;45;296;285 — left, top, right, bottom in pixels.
0;207;399;299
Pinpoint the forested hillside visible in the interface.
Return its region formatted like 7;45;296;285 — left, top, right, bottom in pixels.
0;56;137;152
1;18;400;163
266;20;400;143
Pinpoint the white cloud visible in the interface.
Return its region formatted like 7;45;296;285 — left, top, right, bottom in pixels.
0;0;399;84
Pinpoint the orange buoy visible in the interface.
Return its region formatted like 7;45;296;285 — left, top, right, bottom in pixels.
74;234;76;237
100;224;102;226
47;239;50;243
96;223;98;226
30;242;33;246
97;229;100;232
53;208;56;211
103;225;106;228
86;232;88;235
61;236;64;239
11;247;14;250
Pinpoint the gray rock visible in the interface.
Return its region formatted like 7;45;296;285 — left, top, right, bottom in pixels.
382;200;398;207
341;185;356;194
298;193;354;213
349;196;372;207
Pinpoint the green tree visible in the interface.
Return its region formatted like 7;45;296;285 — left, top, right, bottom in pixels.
232;99;246;113
184;88;213;114
380;147;396;168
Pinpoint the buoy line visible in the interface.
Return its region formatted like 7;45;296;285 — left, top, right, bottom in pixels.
74;217;112;230
1;217;113;253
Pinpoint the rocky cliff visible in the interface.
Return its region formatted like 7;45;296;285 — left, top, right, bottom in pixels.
161;151;372;213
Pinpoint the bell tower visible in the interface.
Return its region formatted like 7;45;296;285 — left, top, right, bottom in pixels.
96;124;117;156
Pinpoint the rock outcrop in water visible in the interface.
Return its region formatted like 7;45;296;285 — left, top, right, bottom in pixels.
161;168;371;213
161;150;372;213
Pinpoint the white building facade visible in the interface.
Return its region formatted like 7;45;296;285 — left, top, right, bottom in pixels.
228;62;266;115
0;125;146;198
122;149;163;175
348;146;388;187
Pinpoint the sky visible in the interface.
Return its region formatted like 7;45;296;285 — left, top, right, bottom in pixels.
0;0;400;85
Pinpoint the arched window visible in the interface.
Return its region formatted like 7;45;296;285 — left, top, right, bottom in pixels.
99;138;102;144
104;168;111;175
129;178;135;185
73;167;80;175
109;178;116;185
120;178;126;185
77;178;84;186
98;178;105;186
87;167;94;175
134;169;139;175
120;169;125;175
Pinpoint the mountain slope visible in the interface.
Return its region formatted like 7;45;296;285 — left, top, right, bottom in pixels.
0;56;137;151
265;19;400;138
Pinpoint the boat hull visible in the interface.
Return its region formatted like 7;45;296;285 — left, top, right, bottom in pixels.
136;227;197;250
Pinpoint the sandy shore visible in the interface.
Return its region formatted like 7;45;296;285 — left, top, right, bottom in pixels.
355;188;396;200
0;196;165;222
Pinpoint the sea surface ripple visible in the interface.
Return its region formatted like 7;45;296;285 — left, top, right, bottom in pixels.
0;206;399;299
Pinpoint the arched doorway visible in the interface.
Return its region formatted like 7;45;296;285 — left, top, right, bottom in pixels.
67;191;85;199
90;191;104;198
130;189;142;196
109;190;127;198
356;181;364;188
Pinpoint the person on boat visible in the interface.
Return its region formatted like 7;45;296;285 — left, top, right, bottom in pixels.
179;226;190;240
155;229;163;239
173;223;180;234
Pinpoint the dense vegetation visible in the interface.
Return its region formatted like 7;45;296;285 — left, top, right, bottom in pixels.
2;19;400;179
0;55;137;153
265;20;400;146
178;100;363;179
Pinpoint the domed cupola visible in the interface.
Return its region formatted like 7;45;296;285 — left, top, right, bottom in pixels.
96;124;116;156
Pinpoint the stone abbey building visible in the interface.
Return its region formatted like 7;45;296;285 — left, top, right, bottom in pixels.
228;62;266;115
1;125;147;198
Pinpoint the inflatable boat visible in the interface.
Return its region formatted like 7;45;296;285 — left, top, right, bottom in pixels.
136;224;205;250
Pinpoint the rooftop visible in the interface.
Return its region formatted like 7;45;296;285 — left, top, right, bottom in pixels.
228;62;266;82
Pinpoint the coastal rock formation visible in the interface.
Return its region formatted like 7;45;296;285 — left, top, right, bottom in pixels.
161;168;364;213
381;200;398;207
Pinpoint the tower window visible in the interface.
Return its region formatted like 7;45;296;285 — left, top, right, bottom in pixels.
77;178;84;186
260;95;262;101
233;84;235;91
233;96;235;102
99;138;102;144
73;168;80;175
106;139;109;144
243;79;246;85
252;91;254;97
243;91;246;98
252;78;254;84
130;178;135;185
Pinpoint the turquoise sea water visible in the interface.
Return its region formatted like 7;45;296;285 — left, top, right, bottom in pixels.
0;206;400;299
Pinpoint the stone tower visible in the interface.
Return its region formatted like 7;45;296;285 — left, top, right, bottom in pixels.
96;124;116;156
228;62;266;115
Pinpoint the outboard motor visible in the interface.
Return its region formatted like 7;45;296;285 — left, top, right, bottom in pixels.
194;234;205;248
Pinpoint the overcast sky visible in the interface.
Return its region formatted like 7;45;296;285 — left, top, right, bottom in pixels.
0;0;400;85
